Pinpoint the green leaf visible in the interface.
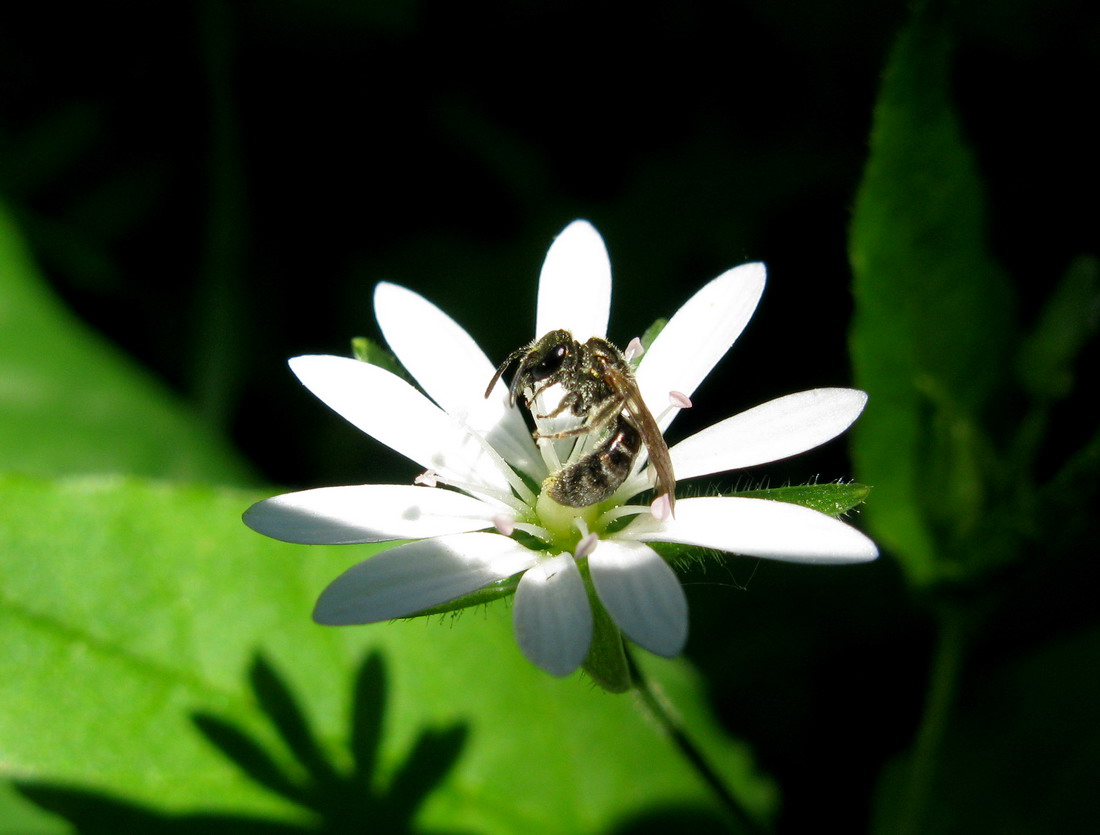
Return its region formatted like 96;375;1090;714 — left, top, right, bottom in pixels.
350;336;408;381
0;474;776;832
872;627;1100;834
0;201;253;484
847;1;1015;586
1016;255;1100;401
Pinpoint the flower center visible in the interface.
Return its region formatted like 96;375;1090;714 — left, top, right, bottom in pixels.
534;490;603;553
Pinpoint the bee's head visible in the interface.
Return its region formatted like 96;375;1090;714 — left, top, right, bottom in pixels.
527;330;573;377
513;329;577;405
486;329;581;407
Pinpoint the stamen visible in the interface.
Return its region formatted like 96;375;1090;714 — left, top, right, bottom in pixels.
493;515;515;536
429;471;527;515
598;503;651;526
418;467;526;514
566;428;597;466
512;521;552;541
608;473;651;507
447;411;537;506
669;390;692;409
535;432;563;474
653;392;690;426
414;470;439;487
574;532;599;559
533;387;586;472
624;336;645;362
606;388;689;504
650;493;673;522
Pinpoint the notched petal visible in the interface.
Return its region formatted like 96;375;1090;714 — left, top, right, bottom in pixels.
314;532;538;624
536;220;611;342
589;541;688;657
620;496;879;564
513;554;592;676
288;354;514;495
374;283;540;473
636;262;766;432
243;484;495;544
670;388;869;480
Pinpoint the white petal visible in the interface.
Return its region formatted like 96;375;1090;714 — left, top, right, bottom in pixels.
243;484;495;544
513;553;592;676
635;263;766;431
374;283;541;475
670;388;869;480
314;532;538;624
289;355;513;496
588;540;688;657
536;220;611;341
618;496;879;564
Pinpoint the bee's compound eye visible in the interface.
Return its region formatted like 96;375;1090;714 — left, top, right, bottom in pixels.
531;343;568;380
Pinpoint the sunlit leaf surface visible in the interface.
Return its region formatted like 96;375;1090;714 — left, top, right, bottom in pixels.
0;474;774;832
0;196;772;831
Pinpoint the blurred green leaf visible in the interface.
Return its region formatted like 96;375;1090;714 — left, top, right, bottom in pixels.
0;473;776;832
848;1;1015;586
0;103;105;198
0;200;253;485
1016;255;1100;401
872;626;1100;833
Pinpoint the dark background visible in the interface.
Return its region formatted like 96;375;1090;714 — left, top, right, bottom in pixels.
2;1;1096;830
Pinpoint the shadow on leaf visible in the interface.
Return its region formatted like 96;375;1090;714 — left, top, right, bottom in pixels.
16;651;471;834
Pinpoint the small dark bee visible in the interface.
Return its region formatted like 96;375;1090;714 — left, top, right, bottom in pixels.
485;329;675;511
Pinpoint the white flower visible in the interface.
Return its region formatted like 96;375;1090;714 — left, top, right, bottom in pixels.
244;221;878;680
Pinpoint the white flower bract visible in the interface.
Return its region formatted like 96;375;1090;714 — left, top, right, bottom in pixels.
244;220;878;678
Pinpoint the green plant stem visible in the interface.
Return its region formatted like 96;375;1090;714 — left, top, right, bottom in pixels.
898;602;969;835
627;650;766;834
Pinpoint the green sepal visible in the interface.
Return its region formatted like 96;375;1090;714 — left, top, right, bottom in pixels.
647;540;718;570
732;481;872;516
400;528;550;619
404;573;522;619
351;336;409;381
640;318;667;351
581;577;631;694
642;483;874;571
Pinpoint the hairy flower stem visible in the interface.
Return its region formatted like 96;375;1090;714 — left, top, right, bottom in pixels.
626;650;766;834
898;602;971;835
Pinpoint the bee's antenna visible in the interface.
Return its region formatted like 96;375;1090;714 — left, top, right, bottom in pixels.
485;344;530;404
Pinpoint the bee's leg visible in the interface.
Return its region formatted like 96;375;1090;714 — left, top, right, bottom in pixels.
532;388;580;421
534;394;628;440
535;423;593;440
585;394;628;427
